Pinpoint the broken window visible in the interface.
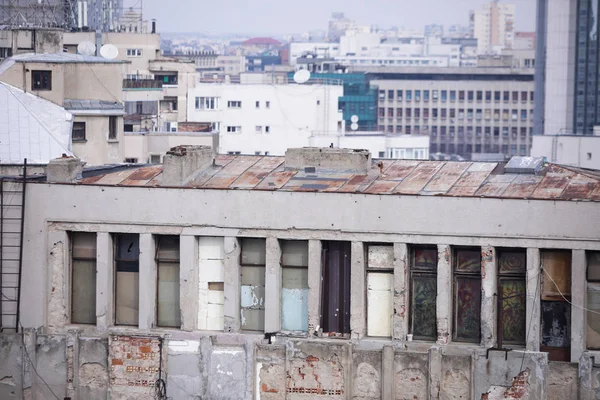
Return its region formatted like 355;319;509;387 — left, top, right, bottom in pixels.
321;241;351;336
586;252;600;349
156;235;180;328
453;248;481;343
540;250;572;361
410;246;438;340
280;240;309;332
240;238;266;331
70;232;97;324
366;245;394;337
497;249;526;347
114;234;140;326
198;237;225;330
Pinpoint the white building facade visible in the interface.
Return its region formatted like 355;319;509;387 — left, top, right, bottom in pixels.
472;1;516;54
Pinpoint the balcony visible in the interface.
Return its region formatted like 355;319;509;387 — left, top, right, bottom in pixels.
123;79;163;90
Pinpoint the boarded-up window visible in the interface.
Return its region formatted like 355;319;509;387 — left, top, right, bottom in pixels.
541;250;571;361
115;234;140;326
366;245;394;337
587;252;600;349
198;237;225;331
156;235;180;328
240;238;266;331
321;241;351;335
497;249;526;346
453;248;481;343
71;232;96;324
410;246;438;340
281;240;309;332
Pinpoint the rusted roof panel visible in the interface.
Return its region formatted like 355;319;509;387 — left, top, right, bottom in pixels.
561;174;599;200
380;160;420;181
80;174;104;184
447;165;495;197
203;156;261;189
337;172;381;193
394;161;444;194
363;179;401;194
255;170;297;190
474;174;517;197
93;169;137;185
121;165;162;186
531;165;575;199
422;162;471;194
283;171;353;192
501;174;543;198
230;157;285;189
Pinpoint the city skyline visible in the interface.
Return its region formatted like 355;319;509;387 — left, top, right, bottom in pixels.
139;0;536;35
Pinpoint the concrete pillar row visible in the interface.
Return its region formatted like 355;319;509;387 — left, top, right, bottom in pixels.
96;232;113;330
393;243;409;341
179;235;199;331
264;237;282;333
436;245;452;345
307;239;322;336
138;233;156;330
480;246;497;348
350;241;366;339
526;248;541;352
223;237;241;333
571;250;587;362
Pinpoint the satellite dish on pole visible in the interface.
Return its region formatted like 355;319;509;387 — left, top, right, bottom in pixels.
293;69;311;84
350;115;359;123
100;44;119;60
77;41;96;56
350;122;359;131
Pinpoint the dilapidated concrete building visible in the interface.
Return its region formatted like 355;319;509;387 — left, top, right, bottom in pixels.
1;146;600;399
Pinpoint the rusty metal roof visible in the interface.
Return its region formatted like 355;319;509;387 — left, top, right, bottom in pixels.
77;156;600;202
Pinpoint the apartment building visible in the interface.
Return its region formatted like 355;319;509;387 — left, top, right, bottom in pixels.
187;74;344;155
472;0;516;54
368;67;535;160
0;52;126;165
1;147;599;399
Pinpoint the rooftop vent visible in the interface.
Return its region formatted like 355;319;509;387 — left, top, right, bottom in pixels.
284;147;371;175
504;156;544;175
162;145;214;186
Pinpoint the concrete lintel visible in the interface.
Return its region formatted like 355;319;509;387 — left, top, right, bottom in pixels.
526;248;541;352
224;237;241;333
138;233;156;330
571;250;586;362
96;232;113;330
382;345;394;400
480;246;497;348
436;244;452;345
308;239;322;336
180;235;199;331
393;243;409;342
350;241;366;339
265;237;282;333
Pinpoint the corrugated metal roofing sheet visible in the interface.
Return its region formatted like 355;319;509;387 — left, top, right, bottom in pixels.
73;157;600;202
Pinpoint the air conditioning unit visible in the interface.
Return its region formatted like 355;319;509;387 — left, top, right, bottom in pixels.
166;122;177;132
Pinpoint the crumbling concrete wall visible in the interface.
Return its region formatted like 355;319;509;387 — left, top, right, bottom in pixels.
0;334;23;399
166;338;207;400
78;337;109;400
34;335;67;399
256;344;286;400
440;355;471;400
547;362;578;400
395;352;428;400
352;350;382;400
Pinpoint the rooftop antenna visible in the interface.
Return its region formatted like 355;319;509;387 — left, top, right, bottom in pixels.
77;41;96;56
350;115;359;131
293;69;311;84
99;43;119;59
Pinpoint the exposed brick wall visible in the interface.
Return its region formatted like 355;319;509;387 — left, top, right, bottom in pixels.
481;368;530;400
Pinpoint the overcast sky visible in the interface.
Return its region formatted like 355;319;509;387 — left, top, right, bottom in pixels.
138;0;536;35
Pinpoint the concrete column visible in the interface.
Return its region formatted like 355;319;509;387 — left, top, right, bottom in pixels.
96;232;113;329
382;345;394;400
436;245;452;345
480;246;497;348
65;330;79;399
265;237;282;333
350;241;366;339
138;234;156;330
308;239;322;336
526;248;541;352
22;328;37;397
579;353;595;400
428;346;442;400
179;235;199;331
571;250;587;362
223;237;241;333
393;243;409;341
46;230;69;331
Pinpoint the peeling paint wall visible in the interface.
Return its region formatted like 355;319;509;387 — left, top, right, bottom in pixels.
547;362;578;400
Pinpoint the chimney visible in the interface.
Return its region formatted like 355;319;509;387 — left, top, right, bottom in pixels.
285;147;371;174
162;145;214;186
151;19;156;34
46;156;84;183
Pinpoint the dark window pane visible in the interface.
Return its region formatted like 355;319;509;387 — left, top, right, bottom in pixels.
455;249;481;272
541;301;571;348
116;234;140;263
412;247;437;270
454;277;481;342
411;275;437;339
499;251;526;274
499;278;526;344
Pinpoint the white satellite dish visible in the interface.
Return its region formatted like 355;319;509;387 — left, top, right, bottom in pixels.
350;122;359;131
293;69;311;84
350;115;359;123
100;44;119;60
77;41;96;56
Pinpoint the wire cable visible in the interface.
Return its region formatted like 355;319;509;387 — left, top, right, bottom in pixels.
520;270;539;372
542;267;600;315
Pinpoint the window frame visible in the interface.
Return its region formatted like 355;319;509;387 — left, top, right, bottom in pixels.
155;235;181;328
280;240;309;333
452;247;482;343
114;233;140;326
108;116;117;140
70;232;97;325
409;245;438;341
497;248;527;347
365;244;394;338
239;238;267;332
32;70;52;90
72;121;86;142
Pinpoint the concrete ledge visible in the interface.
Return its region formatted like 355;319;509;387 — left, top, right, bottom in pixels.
284;147;371;174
